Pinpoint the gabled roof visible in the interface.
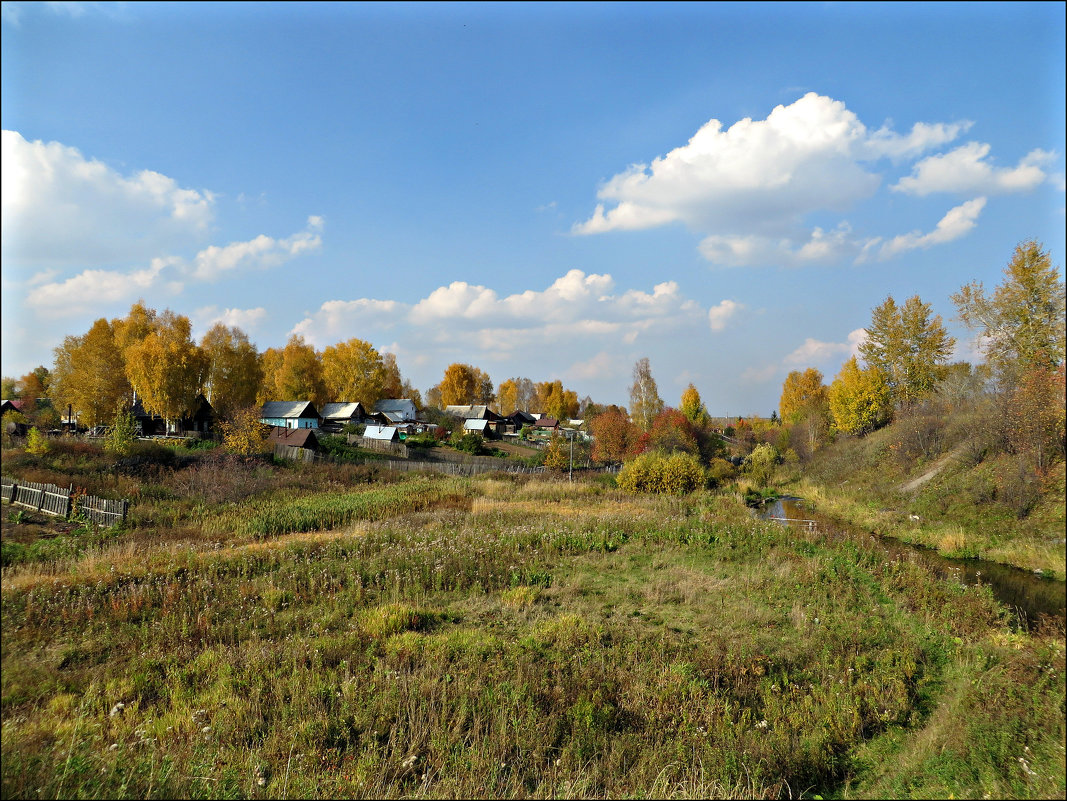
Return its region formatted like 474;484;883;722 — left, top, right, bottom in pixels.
534;417;559;428
260;401;318;419
364;424;399;441
379;410;407;423
463;418;491;432
320;402;364;420
374;398;416;414
507;410;537;424
268;426;318;448
445;405;502;421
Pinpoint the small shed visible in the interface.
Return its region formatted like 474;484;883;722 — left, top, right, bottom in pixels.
268;426;319;450
364;424;400;442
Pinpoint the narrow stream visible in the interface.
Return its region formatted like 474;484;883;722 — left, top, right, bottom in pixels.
757;497;1066;630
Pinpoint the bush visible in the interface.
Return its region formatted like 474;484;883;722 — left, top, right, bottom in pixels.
706;457;738;487
451;431;487;455
403;432;438;449
617;451;705;495
743;443;780;488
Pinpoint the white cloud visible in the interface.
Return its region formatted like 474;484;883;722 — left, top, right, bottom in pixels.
194;306;269;335
290;270;707;361
707;299;745;332
863;120;974;160
290;298;404;344
699;223;873;268
572;93;1039;267
875;197;986;260
25;257;179;316
191;219;322;281
1;130;215;268
24;220;322;317
566;351;622;381
574;93;893;241
892;143;1055;196
784;328;866;367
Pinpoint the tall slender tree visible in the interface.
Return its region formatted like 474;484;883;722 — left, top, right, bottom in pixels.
201;323;263;419
629;357;664;432
952;239;1065;385
859;294;954;408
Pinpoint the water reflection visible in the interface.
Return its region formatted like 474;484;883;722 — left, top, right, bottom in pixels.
757;497;1066;630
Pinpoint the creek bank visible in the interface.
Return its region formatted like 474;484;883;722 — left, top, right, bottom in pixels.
757;495;1066;630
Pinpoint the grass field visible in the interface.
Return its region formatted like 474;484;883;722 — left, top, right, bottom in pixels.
1;441;1064;799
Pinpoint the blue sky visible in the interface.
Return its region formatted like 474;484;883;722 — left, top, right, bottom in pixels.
2;1;1064;415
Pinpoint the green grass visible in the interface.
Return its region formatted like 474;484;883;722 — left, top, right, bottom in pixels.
1;443;1064;799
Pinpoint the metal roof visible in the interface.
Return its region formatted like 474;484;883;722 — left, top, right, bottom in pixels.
260;401;318;419
364;424;399;441
320;402;364;420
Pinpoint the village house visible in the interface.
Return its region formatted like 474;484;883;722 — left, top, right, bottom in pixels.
259;401;319;429
374;398;418;423
130;393;216;437
318;402;367;433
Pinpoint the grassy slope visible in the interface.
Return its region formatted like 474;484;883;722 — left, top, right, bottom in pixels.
1;442;1064;799
779;422;1067;580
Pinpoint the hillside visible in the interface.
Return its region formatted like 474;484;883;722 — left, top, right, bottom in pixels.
780;416;1067;579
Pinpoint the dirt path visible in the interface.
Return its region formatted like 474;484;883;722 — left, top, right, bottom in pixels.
898;446;965;493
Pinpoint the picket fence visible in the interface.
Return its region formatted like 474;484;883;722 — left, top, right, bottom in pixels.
0;476;129;527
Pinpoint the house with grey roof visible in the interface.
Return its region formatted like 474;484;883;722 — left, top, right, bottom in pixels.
374;398;417;423
259;401;319;429
319;402;367;432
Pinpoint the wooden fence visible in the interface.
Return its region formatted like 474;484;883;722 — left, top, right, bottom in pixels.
347;436;410;458
1;476;129;527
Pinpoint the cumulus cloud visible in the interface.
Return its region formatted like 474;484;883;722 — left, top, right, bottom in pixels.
574;93;892;241
194;305;269;335
191;217;323;281
25;257;181;316
707;299;745;332
699;223;868;267
2;129;215;268
893;143;1055;196
784;328;867;366
573;93;1046;267
873;197;986;260
25;219;323;316
290;270;706;355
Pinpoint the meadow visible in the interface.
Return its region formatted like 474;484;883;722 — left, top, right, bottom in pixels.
1;440;1064;799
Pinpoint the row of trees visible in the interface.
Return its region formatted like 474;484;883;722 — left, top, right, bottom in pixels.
779;239;1065;458
17;301;423;430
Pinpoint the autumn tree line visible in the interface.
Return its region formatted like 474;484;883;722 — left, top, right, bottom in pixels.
3;239;1063;486
774;240;1065;482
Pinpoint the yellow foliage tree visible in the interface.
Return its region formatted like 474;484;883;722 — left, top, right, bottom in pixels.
496;379;519;414
827;356;892;436
437;363;493;406
321;338;386;406
680;383;710;425
124;311;208;427
50;318;132;427
263;335;327;407
219;406;273;455
201;323;263;420
779;368;828;423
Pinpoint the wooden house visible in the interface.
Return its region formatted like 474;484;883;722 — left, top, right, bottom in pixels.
259;401;319;429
